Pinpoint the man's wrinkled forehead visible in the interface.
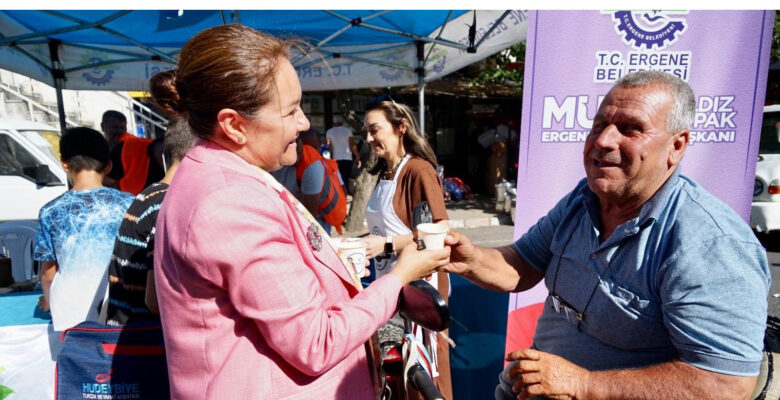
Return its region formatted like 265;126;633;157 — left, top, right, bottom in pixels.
596;84;672;120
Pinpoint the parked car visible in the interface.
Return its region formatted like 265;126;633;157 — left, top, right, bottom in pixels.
750;104;780;234
0;119;66;222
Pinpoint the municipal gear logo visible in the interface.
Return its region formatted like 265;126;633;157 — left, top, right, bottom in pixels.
379;51;407;82
81;53;119;86
608;11;688;51
593;10;691;84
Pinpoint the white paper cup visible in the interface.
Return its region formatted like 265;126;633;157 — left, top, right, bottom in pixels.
416;223;449;250
338;240;367;276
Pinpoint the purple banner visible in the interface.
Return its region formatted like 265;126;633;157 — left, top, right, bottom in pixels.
506;10;775;353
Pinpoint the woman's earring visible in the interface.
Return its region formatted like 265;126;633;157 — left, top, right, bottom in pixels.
237;137;244;143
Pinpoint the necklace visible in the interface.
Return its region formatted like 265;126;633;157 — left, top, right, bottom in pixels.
383;162;400;180
383;155;406;180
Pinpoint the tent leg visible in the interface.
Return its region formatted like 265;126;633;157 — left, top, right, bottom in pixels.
415;40;426;136
53;78;66;132
48;39;67;132
418;76;425;136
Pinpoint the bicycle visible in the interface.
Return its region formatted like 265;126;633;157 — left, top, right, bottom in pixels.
379;279;448;400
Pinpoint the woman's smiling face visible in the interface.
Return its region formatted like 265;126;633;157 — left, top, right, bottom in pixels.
364;109;403;161
244;57;310;171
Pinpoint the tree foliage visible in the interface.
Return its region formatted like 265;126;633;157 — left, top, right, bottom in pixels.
469;42;525;90
470;12;780;103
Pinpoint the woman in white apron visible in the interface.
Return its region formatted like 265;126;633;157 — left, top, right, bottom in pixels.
362;96;452;399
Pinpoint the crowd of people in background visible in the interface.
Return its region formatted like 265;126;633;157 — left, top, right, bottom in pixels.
15;23;771;400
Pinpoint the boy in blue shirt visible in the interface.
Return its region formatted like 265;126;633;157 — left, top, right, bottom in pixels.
34;127;133;331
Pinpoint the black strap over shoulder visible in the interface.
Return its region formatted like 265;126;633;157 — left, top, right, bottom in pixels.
753;316;780;400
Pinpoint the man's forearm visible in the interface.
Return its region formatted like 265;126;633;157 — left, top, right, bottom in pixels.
461;245;541;292
583;359;756;400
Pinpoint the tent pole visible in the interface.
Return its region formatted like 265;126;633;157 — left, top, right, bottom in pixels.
48;39;67;132
53;75;66;132
418;75;425;136
415;41;425;136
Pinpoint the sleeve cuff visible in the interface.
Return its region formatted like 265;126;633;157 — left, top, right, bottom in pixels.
513;241;546;274
679;348;762;376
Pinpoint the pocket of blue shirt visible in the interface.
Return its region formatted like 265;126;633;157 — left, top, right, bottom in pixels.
583;280;672;352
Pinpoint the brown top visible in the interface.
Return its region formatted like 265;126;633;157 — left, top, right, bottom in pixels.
388;156;452;398
388;156;448;228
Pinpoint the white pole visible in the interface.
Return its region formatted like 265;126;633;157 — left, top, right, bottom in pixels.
418;75;425;136
415;41;426;137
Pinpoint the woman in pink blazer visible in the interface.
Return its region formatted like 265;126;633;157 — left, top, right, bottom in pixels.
149;25;451;399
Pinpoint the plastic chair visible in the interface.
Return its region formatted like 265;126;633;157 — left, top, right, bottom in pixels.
0;220;38;282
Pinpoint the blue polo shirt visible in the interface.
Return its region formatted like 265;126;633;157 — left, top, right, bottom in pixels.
515;169;770;376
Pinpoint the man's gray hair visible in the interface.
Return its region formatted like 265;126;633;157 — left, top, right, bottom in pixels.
614;71;696;133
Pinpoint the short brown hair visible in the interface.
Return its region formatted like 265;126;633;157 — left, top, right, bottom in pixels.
149;24;289;140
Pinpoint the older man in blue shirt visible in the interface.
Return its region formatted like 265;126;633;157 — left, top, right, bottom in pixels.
444;70;770;400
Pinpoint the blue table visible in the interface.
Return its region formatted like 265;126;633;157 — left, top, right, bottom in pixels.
0;291;55;400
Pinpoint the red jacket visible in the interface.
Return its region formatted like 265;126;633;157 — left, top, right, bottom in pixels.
118;132;153;195
295;144;347;234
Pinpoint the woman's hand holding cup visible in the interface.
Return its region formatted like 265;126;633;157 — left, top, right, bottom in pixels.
390;241;450;285
362;234;386;259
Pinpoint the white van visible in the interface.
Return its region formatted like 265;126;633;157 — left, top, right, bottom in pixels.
750;105;780;234
0;119;67;222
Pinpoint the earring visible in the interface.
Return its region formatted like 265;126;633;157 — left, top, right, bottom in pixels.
237;137;244;143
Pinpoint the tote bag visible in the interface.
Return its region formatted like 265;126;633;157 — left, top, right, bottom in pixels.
56;321;169;400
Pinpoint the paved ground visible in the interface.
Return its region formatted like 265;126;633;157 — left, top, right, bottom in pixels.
338;194;513;238
452;224;515;247
757;233;780;318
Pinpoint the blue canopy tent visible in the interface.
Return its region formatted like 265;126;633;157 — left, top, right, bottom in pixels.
0;10;528;399
0;10;528;134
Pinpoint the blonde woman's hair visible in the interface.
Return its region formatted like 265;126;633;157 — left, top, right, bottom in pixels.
366;99;438;175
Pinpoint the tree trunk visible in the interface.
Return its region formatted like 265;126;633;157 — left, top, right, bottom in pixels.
345;151;378;232
337;91;379;233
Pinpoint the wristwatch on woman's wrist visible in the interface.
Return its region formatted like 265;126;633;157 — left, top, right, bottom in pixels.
384;235;394;255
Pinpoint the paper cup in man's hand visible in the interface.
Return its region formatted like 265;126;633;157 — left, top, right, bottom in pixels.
416;223;449;250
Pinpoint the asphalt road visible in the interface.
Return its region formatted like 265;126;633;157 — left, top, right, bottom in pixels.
452;224;516;247
456;225;780;319
758;234;780;318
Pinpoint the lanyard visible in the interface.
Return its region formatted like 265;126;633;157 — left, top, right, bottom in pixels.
254;166;362;289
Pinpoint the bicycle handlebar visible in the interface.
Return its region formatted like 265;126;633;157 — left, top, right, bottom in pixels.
407;364;444;400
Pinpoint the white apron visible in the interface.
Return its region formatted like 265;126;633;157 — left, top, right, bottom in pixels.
365;155;441;376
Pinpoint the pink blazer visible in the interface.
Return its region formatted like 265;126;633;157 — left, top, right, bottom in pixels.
154;140;402;399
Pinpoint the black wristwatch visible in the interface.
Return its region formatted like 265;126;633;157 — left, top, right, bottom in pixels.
384;235;394;255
